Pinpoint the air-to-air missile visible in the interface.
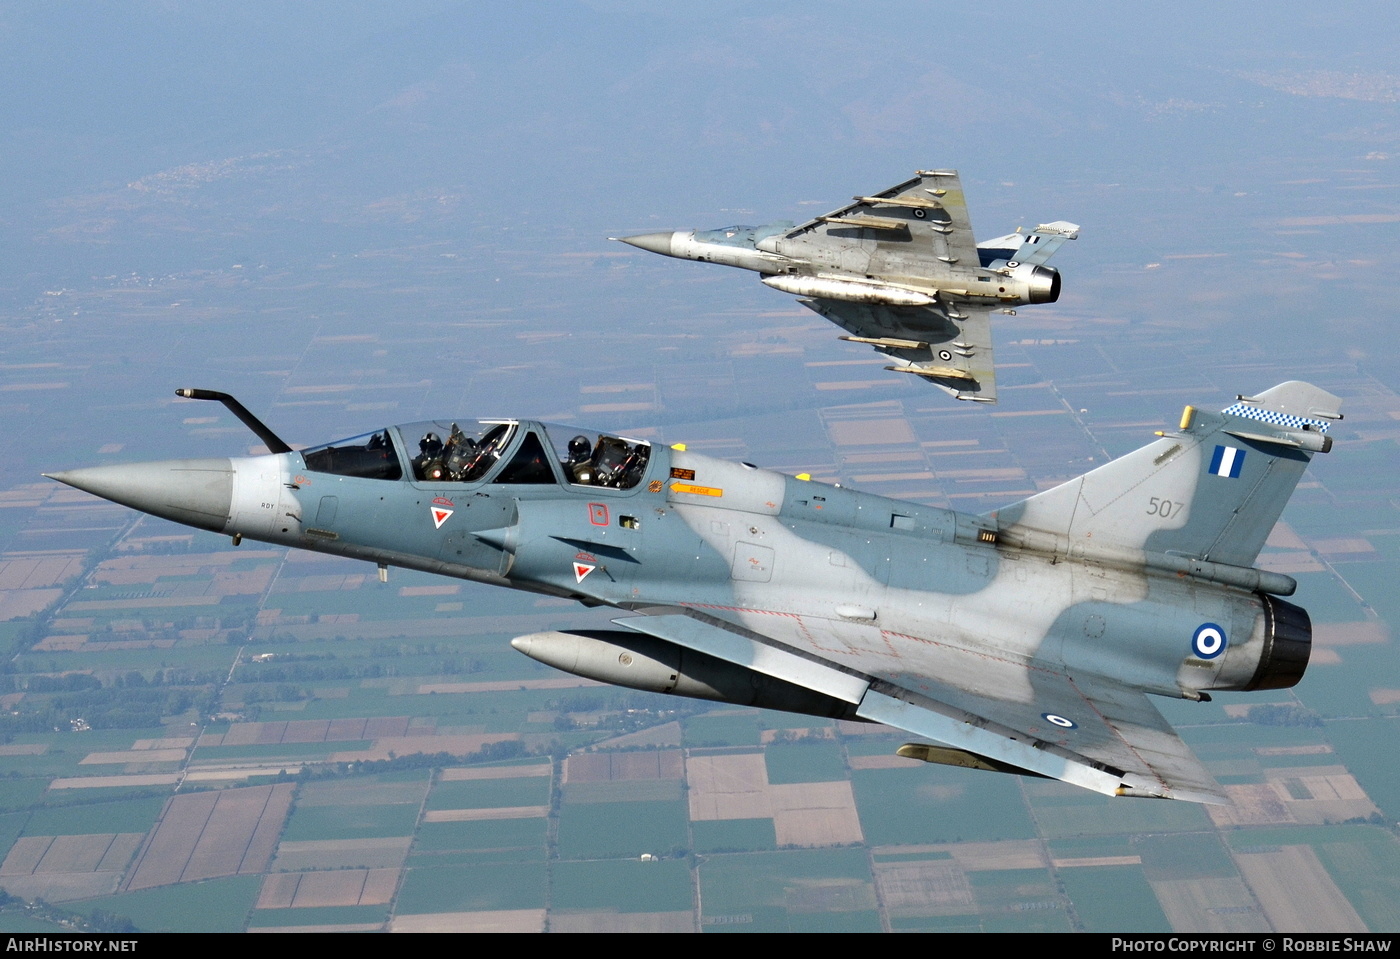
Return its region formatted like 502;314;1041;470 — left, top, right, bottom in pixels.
47;381;1341;802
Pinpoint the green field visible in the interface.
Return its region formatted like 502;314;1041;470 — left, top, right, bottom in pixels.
699;848;875;933
852;766;1037;845
556;799;688;860
764;740;847;784
412;817;547;855
693;818;777;854
1058;864;1170;933
552;858;693;912
82;875;261;933
21;797;166;836
248;905;389;928
281;801;420;842
684;711;762;747
1315;827;1400;931
427;775;549;810
394;861;547;914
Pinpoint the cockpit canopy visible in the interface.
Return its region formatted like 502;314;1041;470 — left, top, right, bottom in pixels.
693;221;794;248
299;420;651;490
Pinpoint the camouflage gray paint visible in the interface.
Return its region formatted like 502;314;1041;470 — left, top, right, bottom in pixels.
47;381;1338;803
615;170;1079;403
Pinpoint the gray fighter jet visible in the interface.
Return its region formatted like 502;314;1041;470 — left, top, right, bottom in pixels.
615;170;1078;403
47;381;1340;802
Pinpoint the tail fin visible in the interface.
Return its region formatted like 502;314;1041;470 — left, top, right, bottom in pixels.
991;381;1341;568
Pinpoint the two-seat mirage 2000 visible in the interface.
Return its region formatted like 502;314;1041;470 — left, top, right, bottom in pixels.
615;169;1078;404
48;381;1341;802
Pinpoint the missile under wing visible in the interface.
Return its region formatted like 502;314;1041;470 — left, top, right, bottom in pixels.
616;170;1079;403
46;381;1341;803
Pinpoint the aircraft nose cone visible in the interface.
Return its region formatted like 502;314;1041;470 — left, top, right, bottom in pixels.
46;459;234;533
613;232;677;257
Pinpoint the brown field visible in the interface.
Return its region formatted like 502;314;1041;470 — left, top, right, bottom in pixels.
257;867;400;908
66;596;221;612
1052;855;1142;868
564;749;684;784
1309;537;1376;556
1233;845;1367;932
184;766;304;783
550;911;693;932
1152;877;1272;933
1210;784;1297;827
828;418;917;446
80;748;188;765
852;470;935;484
1258;552;1326;574
770;783;863;846
331;732;518;763
1266;524;1309;549
93;550;281;581
588;722;683;750
0;554;86;589
949;840;1047;871
0;743;46;756
848;754;923;770
390;909;546;932
440;762;551;782
687;753;770;820
131;736;197;751
0;588;64;619
213;715;410;746
1256;744;1333;756
0;834;146;904
841;450;925;465
248;923;385;933
124;783;293;890
874;859;976;914
1271;770;1377;824
1;834;143;876
423;806;548;822
686;753;862;846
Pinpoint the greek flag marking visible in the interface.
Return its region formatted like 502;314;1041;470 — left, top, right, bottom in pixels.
1209;445;1244;478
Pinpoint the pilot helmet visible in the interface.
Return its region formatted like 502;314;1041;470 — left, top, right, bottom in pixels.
568;435;591;460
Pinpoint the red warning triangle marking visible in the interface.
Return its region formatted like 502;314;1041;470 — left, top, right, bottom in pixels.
431;507;454;529
574;563;596;584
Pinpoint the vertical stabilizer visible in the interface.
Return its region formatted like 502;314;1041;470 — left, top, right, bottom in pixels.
990;382;1341;568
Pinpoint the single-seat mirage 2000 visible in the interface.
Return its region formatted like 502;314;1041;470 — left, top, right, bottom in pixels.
615;169;1078;403
48;381;1341;802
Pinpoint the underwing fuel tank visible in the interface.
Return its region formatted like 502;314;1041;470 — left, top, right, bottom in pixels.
511;629;862;721
759;275;936;307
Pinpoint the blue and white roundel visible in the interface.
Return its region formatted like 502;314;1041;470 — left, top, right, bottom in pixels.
1042;713;1076;729
1192;622;1227;659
